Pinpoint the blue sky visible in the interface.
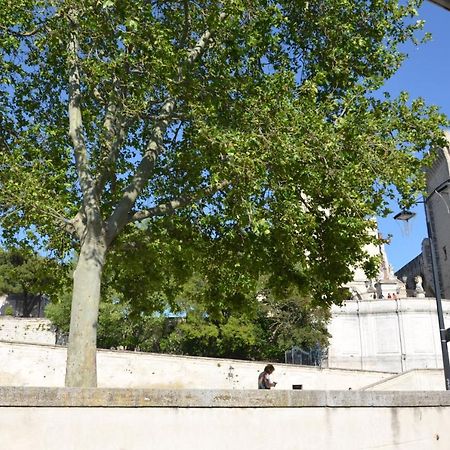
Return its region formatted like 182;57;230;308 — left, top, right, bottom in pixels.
377;1;450;271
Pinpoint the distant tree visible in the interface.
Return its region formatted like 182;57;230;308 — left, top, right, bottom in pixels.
1;0;447;386
257;292;330;360
48;270;329;361
46;291;168;351
161;277;330;361
0;248;67;316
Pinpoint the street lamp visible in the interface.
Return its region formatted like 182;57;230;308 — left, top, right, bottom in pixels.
395;178;450;390
393;211;416;221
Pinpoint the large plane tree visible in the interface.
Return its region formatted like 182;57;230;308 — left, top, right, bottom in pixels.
0;0;447;386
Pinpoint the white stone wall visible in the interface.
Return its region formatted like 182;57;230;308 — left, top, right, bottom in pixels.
327;298;450;374
0;341;393;390
2;406;449;450
364;369;445;391
0;317;56;345
1;390;450;450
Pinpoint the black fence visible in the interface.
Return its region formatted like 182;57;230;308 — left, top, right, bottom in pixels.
284;345;326;367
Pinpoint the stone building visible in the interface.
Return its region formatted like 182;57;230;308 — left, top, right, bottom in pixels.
327;134;450;372
394;132;450;299
395;238;434;297
344;225;405;301
328;242;450;372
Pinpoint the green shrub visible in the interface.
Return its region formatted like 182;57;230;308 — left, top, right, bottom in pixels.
4;305;14;316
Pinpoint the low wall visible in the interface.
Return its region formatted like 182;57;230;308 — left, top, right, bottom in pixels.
1;388;450;450
0;341;393;390
0;317;55;345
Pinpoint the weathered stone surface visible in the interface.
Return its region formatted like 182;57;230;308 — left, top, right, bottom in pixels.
328;298;450;374
0;317;55;345
0;341;394;390
1;387;450;408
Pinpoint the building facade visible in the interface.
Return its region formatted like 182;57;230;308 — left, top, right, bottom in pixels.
395;132;450;299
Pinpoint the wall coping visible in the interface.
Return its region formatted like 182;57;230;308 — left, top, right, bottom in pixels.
332;298;450;316
2;387;450;408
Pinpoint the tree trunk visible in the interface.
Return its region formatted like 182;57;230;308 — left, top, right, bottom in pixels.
22;293;39;317
65;238;106;387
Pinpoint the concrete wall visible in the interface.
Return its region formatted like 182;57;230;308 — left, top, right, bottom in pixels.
0;317;56;345
0;341;394;390
327;298;450;373
1;388;450;450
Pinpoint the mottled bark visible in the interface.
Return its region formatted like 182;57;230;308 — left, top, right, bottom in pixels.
65;236;106;387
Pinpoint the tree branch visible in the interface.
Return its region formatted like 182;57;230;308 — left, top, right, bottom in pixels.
68;25;91;202
0;23;46;37
106;13;226;244
185;12;226;66
181;0;191;47
67;12;101;235
130;179;229;222
94;83;129;197
0;193;75;238
105;97;175;243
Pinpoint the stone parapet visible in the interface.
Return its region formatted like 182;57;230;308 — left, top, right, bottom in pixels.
1;387;450;408
328;298;450;373
331;297;449;315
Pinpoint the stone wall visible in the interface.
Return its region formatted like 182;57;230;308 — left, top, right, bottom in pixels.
3;298;449;385
0;341;393;390
0;317;56;345
1;388;449;450
363;369;445;391
327;298;450;376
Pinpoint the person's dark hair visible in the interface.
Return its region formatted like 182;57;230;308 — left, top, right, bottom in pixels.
264;364;275;373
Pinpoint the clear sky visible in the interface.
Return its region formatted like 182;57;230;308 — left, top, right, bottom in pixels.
377;1;450;272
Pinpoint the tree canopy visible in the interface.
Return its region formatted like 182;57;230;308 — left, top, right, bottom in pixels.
47;275;330;362
0;247;66;315
0;0;447;386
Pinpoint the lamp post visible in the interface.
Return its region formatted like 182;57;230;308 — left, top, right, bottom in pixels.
394;178;450;390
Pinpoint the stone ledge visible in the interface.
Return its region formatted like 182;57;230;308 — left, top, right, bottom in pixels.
2;387;450;408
